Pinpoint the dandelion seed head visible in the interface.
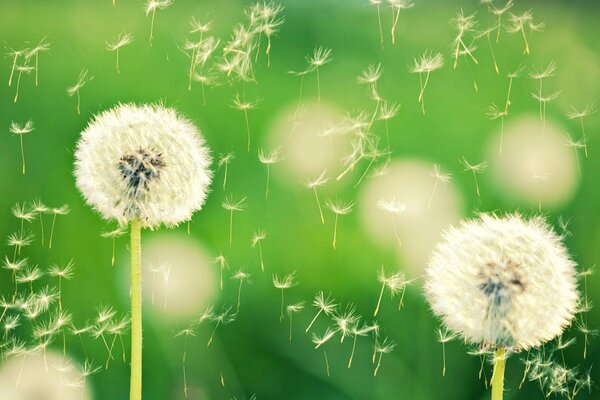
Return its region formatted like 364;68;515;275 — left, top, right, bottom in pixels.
258;147;282;164
377;196;406;215
409;51;444;74
9;120;35;135
67;69;93;96
425;213;579;349
74;104;212;228
324;198;354;215
145;0;173;15
222;195;247;212
106;31;134;51
272;271;297;289
251;230;266;247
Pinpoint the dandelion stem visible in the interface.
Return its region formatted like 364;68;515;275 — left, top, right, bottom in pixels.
316;67;321;105
8;55;17;86
228;210;233;246
374;282;385;317
13;69;22;103
223;163;228;190
49;213;58;249
188;47;196;91
130;218;143;400
258;242;265;272
348;335;358;368
491;347;506;400
76;90;81;115
116;48;121;73
427;179;438;209
442;341;447;377
243;109;251;152
332;214;339;249
294;75;305;119
324;350;330;376
35;53;39;86
183;336;188;398
19;133;26;175
236;281;243;314
306;309;322;332
279;289;284;322
313;188;325;224
376;4;384;48
149;10;156;46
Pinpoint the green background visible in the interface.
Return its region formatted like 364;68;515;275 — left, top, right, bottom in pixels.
1;0;599;399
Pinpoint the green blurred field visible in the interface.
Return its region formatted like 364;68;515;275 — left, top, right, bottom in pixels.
1;0;599;399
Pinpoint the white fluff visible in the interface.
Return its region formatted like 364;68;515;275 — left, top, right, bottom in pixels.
74;103;212;228
424;213;578;350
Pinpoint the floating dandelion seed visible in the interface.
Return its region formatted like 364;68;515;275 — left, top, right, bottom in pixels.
107;31;134;73
388;0;414;45
437;327;457;377
425;214;579;400
507;10;544;55
11;203;35;244
373;267;409;316
27;37;50;86
8;231;34;258
222;195;247;245
409;51;444;114
9;120;35;175
101;225;127;266
427;164;451;209
6;47;29;87
333;304;359;343
308;46;332;104
476;24;500;74
145;0;173;46
258;147;282;198
67;69;93;115
563;132;585;177
206;306;236;347
286;302;304;343
378;101;400;156
13;62;33;103
567;102;596;158
452;9;479;69
532;90;560;135
312;327;336;376
211;254;229;290
369;0;384;47
48;204;70;249
175;325;196;398
373;337;396;376
324;198;353;250
348;322;378;368
251;230;267;272
305;170;329;224
252;2;285;67
48;260;74;310
488;0;513;43
377;197;405;246
75;104;212;400
487;104;508;155
31;199;49;246
217;152;235;190
461;157;487;197
273;271;297;322
232;93;260;152
232;270;250;314
306;291;337;332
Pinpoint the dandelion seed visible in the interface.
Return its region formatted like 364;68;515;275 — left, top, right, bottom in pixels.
373;267;408;316
232;93;259;152
217;152;235;190
48;204;70;249
11;201;35;235
452;9;479;69
8;231;35;258
48;260;74;310
211;254;229;290
475;24;500;74
567;101;596;158
145;0;173;46
486;104;508;156
252;2;284;66
9;120;35;175
312;327;336;349
377;197;405;246
437;328;457;377
461;157;487;197
222;195;247;246
273;271;297;322
336;132;380;182
369;0;385;47
231;270;250;314
563;132;585;177
324;198;353;249
409;51;444;114
333;304;359;343
107;31;134;73
27;37;50;86
388;0;414;45
306;291;337;332
308;46;332;104
305;170;329;224
13;62;33;103
427;164;451;209
101;225;127;266
251;230;267;272
488;0;513;43
576;320;598;360
207;305;236;347
175;325;196;398
286;302;304;343
6;47;29;87
378;101;400;156
530;60;558;128
373;337;396;376
30;199;49;247
66;69;93;115
258;147;282;198
507;10;544;55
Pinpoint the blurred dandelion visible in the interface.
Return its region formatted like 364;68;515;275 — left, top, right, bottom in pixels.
507;10;544;55
377;196;405;246
66;69;93;115
31;199;48;246
232;93;260;152
378;101;400;156
427;164;451;209
217;152;235;190
273;271;297;321
175;325;196;398
48;260;74;310
324;198;353;249
563;132;585;176
312;327;336;376
369;0;384;47
258;147;282;198
222;195;247;245
251;230;267;272
9;120;34;175
305;170;329;224
107;31;134;73
348;322;378;368
374;267;408;316
487;0;513;43
451;10;478;69
409;51;444;114
333;304;358;343
567;101;596;158
460;157;487;197
475;24;500;74
211;254;229;290
437;327;457;376
388;0;414;45
207;305;236;347
145;0;173;46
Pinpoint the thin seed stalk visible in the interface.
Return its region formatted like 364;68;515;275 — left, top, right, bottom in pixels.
491;347;506;400
130;218;142;400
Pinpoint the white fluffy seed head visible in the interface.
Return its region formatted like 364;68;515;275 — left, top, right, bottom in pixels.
424;213;578;350
74;103;212;228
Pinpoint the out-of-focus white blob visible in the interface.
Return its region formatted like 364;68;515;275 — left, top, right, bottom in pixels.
267;101;350;185
488;116;579;210
358;159;464;276
0;351;91;400
119;233;218;321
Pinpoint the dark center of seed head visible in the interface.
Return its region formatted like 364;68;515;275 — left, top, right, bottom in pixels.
118;148;166;198
478;259;525;308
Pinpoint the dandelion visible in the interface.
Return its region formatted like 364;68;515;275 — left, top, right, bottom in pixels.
324;198;353;249
373;267;408;316
101;225;127;266
461;157;487;197
273;271;297;321
533;90;560;135
452;10;479;69
486;104;508;155
13;62;33;103
222;195;247;245
425;214;579;400
252;2;285;66
377;197;405;246
27;37;50;86
507;10;544;55
232;93;260;152
211;254;229;290
107;32;134;73
308;46;332;104
567;101;596;158
409;51;444;114
67;69;93;115
11;202;35;234
217;152;235;190
312;327;336;376
488;0;513;43
475;24;500;74
373;337;396;376
29;199;49;246
251;230;267;272
232;270;250;314
9;120;35;175
48;260;74;310
75;104;212;400
286;302;304;343
437;328;457;377
378;101;400;156
348;322;378;368
8;231;34;258
563;133;585;176
306;291;337;332
145;0;173;46
175;325;196;398
48;204;70;249
388;0;414;45
6;47;29;87
427;164;451;209
258;147;282;198
576;320;597;360
333;304;359;343
305;170;329;224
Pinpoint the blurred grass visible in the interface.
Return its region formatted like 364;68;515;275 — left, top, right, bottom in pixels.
1;0;599;399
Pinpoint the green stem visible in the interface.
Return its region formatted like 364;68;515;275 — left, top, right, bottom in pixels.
130;219;142;400
491;347;506;400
